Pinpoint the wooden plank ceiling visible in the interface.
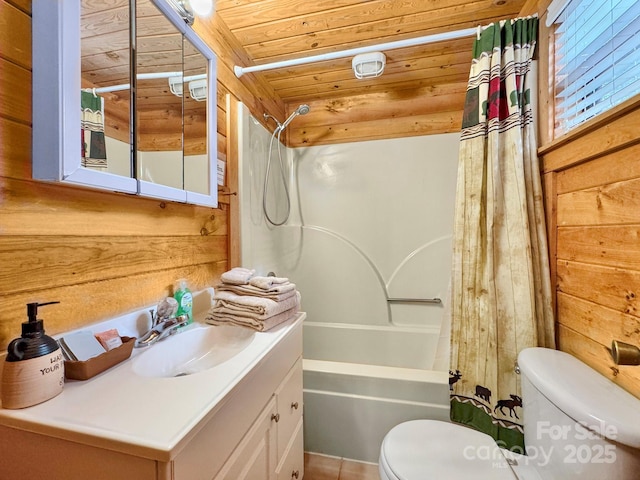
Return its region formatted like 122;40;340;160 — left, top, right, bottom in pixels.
216;0;529;103
81;0;530;146
215;0;529;145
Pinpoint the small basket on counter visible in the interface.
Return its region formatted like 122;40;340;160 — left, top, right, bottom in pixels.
64;337;135;381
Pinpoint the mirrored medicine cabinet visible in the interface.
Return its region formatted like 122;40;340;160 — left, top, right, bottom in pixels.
32;0;217;207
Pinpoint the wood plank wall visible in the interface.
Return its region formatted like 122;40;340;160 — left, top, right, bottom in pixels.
6;0;638;404
284;81;467;147
535;0;640;400
283;49;469;147
539;100;640;399
0;1;279;351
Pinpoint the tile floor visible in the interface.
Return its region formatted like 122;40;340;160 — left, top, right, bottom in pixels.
303;452;379;480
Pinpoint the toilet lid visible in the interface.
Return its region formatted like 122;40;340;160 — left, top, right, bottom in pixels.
380;420;517;480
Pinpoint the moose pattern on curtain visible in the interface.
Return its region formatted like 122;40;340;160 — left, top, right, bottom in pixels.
449;16;554;452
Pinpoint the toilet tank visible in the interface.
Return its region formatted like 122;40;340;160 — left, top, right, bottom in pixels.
518;348;640;480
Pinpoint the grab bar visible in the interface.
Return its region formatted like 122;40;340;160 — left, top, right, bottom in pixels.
387;297;442;305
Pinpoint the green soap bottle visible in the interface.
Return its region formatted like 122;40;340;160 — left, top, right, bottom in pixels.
174;279;193;324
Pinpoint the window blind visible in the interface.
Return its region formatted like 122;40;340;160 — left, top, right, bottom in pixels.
551;0;640;136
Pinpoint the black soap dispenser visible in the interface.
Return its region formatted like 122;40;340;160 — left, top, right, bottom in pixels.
1;302;65;409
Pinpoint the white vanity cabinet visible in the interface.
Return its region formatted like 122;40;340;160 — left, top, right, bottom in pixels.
275;358;304;480
0;315;305;480
213;397;278;480
171;327;303;480
212;358;304;480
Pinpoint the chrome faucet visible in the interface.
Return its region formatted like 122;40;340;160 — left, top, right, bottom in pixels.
135;297;188;348
135;314;190;348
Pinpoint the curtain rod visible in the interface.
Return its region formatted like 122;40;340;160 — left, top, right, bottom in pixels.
233;27;477;78
83;72;207;94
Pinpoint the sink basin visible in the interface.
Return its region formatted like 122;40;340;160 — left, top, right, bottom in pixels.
132;324;255;378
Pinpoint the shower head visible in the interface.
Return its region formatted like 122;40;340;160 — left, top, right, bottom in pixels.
296;104;310;115
280;104;310;130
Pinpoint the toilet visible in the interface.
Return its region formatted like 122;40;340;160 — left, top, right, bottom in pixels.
379;347;640;479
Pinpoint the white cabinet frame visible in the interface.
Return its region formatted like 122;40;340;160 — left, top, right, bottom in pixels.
32;0;218;207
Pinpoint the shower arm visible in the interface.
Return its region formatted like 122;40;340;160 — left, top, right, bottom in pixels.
263;105;310;134
263;113;283;132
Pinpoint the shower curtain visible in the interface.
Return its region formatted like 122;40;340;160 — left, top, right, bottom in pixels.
449;16;554;451
81;90;108;169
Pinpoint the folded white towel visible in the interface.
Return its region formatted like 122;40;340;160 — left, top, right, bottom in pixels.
212;291;300;319
227;282;296;297
221;267;255;285
249;276;289;290
205;304;299;332
215;283;297;302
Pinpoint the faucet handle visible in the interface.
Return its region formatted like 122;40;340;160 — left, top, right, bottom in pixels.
156;297;179;323
149;309;158;327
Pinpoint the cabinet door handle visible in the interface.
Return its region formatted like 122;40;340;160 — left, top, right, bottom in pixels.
271;413;280;423
291;401;299;410
291;470;300;479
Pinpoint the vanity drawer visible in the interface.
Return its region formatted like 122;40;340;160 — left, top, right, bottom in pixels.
276;358;303;461
276;418;304;480
213;397;278;480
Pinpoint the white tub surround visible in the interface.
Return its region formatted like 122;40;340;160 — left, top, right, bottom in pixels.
303;322;441;369
0;292;305;480
303;359;449;462
237;103;459;462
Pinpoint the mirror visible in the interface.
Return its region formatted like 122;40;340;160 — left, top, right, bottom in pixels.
136;0;186;199
80;0;132;178
183;36;209;195
32;0;217;207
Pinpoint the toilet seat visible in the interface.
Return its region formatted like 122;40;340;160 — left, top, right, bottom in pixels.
379;420;517;480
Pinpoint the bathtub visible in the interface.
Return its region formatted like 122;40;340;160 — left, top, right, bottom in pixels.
302;322;450;463
237;104;458;462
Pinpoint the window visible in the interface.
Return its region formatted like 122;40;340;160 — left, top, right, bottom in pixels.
548;0;640;137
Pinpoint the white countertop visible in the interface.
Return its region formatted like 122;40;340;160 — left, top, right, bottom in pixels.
0;290;305;461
